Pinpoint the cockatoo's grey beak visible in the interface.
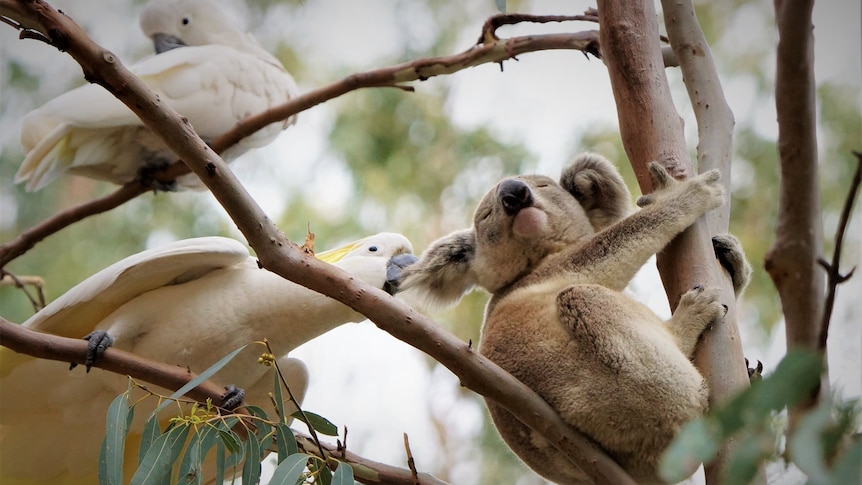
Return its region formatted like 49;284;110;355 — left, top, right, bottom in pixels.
151;33;187;53
384;253;419;295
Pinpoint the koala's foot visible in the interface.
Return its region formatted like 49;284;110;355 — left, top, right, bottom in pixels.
668;285;726;358
745;358;764;383
712;234;752;296
636;163;723;215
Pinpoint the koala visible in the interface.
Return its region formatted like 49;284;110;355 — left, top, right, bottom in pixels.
397;153;751;484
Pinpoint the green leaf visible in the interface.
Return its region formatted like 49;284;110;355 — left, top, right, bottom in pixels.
153;344;248;416
721;429;774;485
241;429;262;485
495;0;506;13
215;438;226;484
100;393;132;485
831;438;862;485
276;423;298;462
661;349;824;483
273;369;287;423
789;402;834;484
216;427;242;455
268;453;310;485
130;423;191;485
245;405;273;447
331;461;355;485
659;418;721;482
177;425;222;485
291;410;339;436
314;459;332;485
139;415;162;465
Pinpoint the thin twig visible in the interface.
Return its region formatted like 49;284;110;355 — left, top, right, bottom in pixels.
478;13;599;44
404;433;420;485
0;271;45;310
264;339;327;461
817;152;861;350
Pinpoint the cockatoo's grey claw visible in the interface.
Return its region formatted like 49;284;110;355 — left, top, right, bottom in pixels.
220;385;245;410
69;330;114;372
384;253;419;294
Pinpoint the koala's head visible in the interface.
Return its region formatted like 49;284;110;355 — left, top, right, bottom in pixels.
399;153;632;307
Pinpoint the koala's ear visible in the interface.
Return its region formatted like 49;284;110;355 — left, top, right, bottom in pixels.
560;153;632;231
396;229;478;309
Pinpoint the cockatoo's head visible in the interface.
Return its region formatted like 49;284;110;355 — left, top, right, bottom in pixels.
140;0;256;54
317;232;417;295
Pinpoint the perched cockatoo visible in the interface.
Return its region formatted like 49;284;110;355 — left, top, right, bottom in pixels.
0;232;416;484
15;0;299;191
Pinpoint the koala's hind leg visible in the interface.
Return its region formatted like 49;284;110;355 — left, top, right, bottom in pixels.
667;285;727;358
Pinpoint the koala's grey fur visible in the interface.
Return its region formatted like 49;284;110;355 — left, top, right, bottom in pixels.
398;153;750;484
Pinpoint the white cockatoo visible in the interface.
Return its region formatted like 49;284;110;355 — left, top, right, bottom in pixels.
0;232;416;484
15;0;299;191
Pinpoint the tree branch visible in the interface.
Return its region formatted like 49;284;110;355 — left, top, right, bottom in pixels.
597;0;749;482
765;0;825;426
0;316;232;407
293;431;449;485
1;2;631;483
660;0;735;234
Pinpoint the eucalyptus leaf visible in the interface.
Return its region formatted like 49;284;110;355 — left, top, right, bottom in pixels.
131;423;191;485
291;410;339;436
659;418;721;482
100;393;132;485
153;344;248;416
268;453;311;485
138;414;162;465
331;461;355;485
276;423;298;462
177;424;222;484
241;433;262;485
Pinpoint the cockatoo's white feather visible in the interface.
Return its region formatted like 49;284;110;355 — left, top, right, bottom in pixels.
15;0;298;191
0;232;414;484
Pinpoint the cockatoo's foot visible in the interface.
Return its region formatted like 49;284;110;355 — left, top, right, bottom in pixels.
220;385;246;410
137;164;178;192
384;253;419;294
69;330;114;372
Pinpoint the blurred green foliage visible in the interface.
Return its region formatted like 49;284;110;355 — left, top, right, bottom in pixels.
661;350;861;485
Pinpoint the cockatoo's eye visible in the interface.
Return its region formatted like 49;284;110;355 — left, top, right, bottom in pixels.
181;17;190;25
368;246;379;253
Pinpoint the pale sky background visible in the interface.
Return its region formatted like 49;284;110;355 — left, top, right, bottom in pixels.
0;1;859;484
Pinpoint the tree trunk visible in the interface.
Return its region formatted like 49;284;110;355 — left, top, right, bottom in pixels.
597;0;751;483
766;0;827;427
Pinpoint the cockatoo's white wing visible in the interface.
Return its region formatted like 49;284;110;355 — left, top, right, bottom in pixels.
15;0;298;191
21;236;249;337
0;232;414;484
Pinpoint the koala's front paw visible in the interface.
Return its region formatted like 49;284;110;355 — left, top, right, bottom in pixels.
636;162;724;213
669;285;726;358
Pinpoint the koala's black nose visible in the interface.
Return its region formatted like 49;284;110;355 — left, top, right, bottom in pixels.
497;179;533;216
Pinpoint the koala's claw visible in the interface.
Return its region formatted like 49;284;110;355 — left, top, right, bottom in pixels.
745;358;764;383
